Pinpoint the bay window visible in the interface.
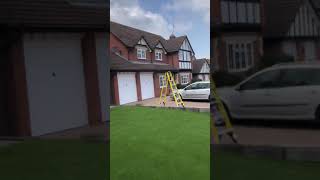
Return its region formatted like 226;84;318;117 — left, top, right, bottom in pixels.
227;41;255;72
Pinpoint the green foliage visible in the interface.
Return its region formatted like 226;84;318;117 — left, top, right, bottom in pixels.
212;71;245;87
259;54;294;69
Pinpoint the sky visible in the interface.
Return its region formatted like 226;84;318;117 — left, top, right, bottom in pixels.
110;0;210;59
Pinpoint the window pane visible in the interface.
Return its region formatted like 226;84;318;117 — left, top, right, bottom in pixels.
247;3;254;23
228;44;234;69
241;44;246;68
238;2;246;23
255;3;260;23
247;44;253;66
221;1;229;23
235;44;240;69
230;2;237;23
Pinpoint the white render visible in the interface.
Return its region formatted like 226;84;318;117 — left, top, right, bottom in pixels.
140;72;155;100
23;33;88;136
117;72;138;105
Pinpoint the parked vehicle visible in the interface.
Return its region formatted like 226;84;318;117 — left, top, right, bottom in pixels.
175;81;210;100
217;62;320;121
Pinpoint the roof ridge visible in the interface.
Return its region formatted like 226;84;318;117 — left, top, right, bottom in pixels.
111;21;166;40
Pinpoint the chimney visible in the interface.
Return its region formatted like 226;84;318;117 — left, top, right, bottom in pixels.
169;34;176;39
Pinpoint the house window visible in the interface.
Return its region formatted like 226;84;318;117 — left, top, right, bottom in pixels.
179;50;183;60
227;41;254;72
180;74;189;85
155;50;162;61
137;48;146;59
159;75;166;88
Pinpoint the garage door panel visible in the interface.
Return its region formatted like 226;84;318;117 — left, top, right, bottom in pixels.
24;34;88;136
117;72;137;105
140;72;155;100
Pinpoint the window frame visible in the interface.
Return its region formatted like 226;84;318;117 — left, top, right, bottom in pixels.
137;48;147;60
155;50;163;61
180;74;190;85
227;40;255;72
159;74;166;88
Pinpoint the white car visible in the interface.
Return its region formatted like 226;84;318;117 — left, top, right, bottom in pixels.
177;81;210;100
217;62;320;121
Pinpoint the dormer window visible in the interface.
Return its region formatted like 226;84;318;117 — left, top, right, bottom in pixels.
137;48;147;59
155;50;163;61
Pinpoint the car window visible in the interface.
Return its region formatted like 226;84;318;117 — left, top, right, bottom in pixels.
309;69;320;85
279;68;320;87
185;83;198;90
240;69;281;90
198;83;210;89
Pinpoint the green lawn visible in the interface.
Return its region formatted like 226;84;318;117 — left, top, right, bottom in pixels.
110;106;210;180
214;152;320;179
0;140;108;180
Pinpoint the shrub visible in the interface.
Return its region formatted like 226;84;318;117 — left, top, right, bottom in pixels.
259;54;294;69
211;71;244;87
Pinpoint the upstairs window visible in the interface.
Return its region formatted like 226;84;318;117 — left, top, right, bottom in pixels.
137;48;146;59
155;50;163;61
221;0;261;24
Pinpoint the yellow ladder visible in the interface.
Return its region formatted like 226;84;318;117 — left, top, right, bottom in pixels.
159;71;185;108
211;77;238;144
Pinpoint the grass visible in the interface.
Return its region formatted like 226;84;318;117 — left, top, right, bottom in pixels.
214;151;320;179
110;106;210;180
0;140;108;180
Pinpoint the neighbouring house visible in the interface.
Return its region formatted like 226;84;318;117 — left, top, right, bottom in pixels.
110;22;195;105
192;59;210;81
264;0;320;62
211;0;264;73
0;0;108;137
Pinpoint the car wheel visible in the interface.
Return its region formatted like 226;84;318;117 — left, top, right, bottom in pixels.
316;106;320;121
208;95;210;101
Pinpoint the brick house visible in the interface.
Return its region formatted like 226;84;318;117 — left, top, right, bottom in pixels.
264;0;320;62
110;22;195;105
0;0;108;137
211;0;264;73
192;59;210;81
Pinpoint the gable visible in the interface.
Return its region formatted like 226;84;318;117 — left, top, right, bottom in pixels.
180;39;194;54
200;62;210;73
155;42;167;54
136;37;151;51
287;0;320;37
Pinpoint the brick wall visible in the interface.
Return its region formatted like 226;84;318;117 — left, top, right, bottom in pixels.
109;33;129;59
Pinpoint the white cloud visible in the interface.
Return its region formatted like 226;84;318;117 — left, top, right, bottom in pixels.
163;0;210;25
110;0;192;38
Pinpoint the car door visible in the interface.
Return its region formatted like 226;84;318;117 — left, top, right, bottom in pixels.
266;68;319;119
182;83;198;99
197;82;210;99
232;69;282;119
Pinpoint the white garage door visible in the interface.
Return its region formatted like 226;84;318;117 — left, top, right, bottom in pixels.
117;72;138;105
140;72;155;100
23;33;88;136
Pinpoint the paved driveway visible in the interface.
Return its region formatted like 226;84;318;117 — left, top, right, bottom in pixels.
127;97;210;109
218;124;320;147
